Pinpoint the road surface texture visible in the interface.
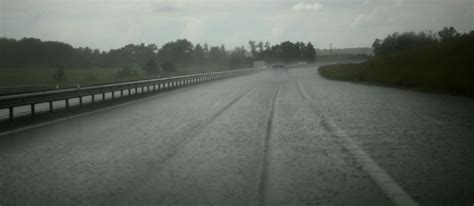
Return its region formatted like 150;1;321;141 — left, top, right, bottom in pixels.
1;66;473;205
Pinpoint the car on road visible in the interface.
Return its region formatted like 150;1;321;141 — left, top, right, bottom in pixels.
271;64;287;71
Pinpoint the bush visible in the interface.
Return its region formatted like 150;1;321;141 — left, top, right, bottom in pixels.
161;62;175;73
143;59;159;75
319;32;474;96
116;65;137;79
52;67;67;83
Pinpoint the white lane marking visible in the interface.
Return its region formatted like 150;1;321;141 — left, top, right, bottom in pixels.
0;83;233;137
297;81;310;100
297;80;418;206
325;120;418;206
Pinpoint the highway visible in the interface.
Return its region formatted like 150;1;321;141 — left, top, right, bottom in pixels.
1;66;473;205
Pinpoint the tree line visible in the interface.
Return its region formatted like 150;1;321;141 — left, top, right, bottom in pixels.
248;40;316;63
320;26;474;96
372;26;474;56
0;38;317;76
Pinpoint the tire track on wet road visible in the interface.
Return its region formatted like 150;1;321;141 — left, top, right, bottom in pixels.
258;84;281;206
110;86;255;204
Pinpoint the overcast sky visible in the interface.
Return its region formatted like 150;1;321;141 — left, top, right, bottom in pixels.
1;0;473;50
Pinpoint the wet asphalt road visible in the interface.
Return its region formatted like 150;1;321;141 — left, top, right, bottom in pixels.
1;66;473;205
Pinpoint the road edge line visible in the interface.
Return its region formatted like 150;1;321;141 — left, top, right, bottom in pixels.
297;80;418;206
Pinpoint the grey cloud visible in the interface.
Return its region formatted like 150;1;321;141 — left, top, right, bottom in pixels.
152;2;182;13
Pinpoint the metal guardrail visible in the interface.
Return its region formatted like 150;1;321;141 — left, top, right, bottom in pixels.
0;68;260;121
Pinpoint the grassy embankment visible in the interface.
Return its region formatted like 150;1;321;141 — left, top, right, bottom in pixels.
318;36;474;96
0;67;152;90
0;64;234;91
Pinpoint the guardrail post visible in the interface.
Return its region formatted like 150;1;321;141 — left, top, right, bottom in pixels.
92;94;95;103
102;93;105;101
112;91;115;100
49;101;53;111
135;87;137;94
121;89;124;97
79;96;83;105
66;99;69;109
31;104;35;117
9;107;13;121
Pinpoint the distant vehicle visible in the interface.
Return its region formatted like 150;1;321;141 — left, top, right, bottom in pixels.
272;64;286;71
253;60;265;69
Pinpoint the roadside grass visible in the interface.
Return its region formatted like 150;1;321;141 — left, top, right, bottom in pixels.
318;36;474;96
0;67;149;89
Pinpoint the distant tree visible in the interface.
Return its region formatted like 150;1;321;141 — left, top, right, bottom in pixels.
279;41;299;63
248;40;257;57
143;59;159;75
158;39;194;69
372;38;382;55
219;44;226;54
161;62;176;73
372;30;438;56
209;46;226;62
304;42;316;63
257;41;264;53
229;47;251;69
438;26;459;42
194;44;204;57
52;67;67;83
193;44;205;61
203;43;209;54
264;41;271;51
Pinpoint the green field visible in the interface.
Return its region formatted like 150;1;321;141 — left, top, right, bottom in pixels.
0;67;150;89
